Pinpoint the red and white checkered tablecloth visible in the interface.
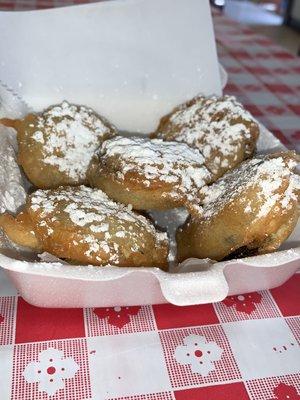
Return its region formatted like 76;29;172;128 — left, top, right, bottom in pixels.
0;2;299;400
0;266;299;399
213;11;300;153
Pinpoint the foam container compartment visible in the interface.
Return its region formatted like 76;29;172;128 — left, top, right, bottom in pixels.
0;0;299;307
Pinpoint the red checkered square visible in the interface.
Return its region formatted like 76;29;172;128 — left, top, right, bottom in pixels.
228;50;252;60
266;84;293;94
267;129;292;146
159;325;241;389
223;83;242;95
292;131;300;142
35;1;58;10
15;298;85;343
285;317;300;345
174;382;249;399
273;51;295;60
0;296;17;345
246;374;300;400
246;66;270;75
0;1;15;10
84;306;156;337
11;338;91;400
214;291;281;323
243;104;264;117
261;105;290;116
109;393;175;400
153;304;219;330
271;274;300;317
288;105;300;115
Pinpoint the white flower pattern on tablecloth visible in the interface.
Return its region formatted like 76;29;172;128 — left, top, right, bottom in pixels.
23;347;79;396
174;334;223;375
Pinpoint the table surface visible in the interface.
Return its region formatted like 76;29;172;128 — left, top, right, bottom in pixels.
0;2;299;400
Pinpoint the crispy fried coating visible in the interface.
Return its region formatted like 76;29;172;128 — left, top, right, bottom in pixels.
0;211;40;250
152;95;259;180
87;136;212;211
0;118;19;129
3;101;116;189
0;186;169;269
176;152;300;262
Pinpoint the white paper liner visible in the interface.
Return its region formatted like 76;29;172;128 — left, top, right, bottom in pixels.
0;80;30;119
0;0;222;134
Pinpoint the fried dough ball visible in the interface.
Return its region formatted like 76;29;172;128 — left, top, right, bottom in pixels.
1;101;116;188
152;95;259;180
87;136;212;211
176;152;300;262
0;186;169;269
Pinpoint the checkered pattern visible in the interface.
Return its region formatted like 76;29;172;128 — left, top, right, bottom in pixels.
159;325;241;388
84;306;156;337
214;290;281;323
109;393;175;400
11;339;91;400
153;304;219;330
285;317;300;345
1;277;299;400
246;374;300;400
0;2;299;399
212;11;300;152
0;296;16;345
174;383;250;399
15;298;85;343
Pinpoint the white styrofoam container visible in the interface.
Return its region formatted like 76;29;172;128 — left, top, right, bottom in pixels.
0;0;299;307
0;247;299;307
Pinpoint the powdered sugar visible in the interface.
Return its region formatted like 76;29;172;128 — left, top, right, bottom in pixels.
245;205;252;213
29;186;168;265
279;173;300;210
200;153;300;220
99;136;211;202
156;95;259;176
116;231;126;238
31;101;116;181
32;130;44;144
0;126;26;214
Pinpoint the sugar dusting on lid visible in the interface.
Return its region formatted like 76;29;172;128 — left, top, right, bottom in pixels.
31;101;115;181
29;186;167;264
156;95;258;175
99;136;211;203
199;153;300;219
